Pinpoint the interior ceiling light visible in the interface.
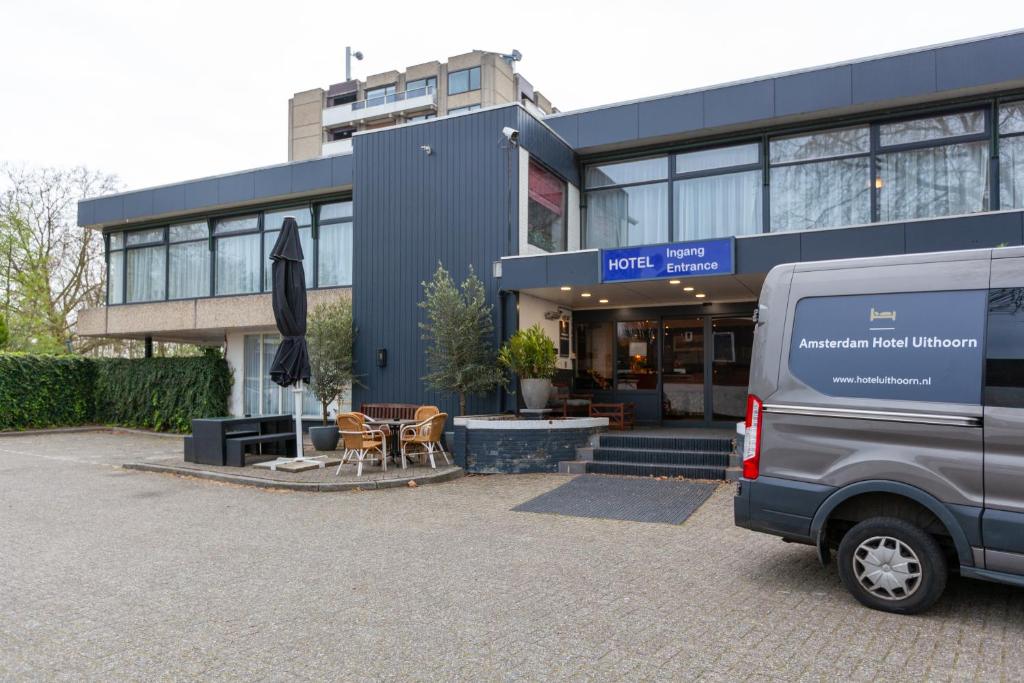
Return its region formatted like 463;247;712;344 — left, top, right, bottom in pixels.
581;292;592;297
683;286;694;292
560;286;571;291
695;293;706;298
669;279;681;285
599;298;609;303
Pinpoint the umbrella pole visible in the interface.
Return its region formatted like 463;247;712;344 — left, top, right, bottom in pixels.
292;382;324;468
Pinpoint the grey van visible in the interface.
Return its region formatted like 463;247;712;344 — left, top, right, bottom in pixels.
734;246;1024;614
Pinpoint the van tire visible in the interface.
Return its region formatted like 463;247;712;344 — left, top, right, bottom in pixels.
836;517;947;614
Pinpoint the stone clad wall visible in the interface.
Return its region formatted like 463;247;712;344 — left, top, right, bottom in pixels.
452;418;605;473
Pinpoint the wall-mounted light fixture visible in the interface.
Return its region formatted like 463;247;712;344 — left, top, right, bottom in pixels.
376;348;388;368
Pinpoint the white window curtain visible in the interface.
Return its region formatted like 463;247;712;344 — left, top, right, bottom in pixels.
585;184;668;248
878;141;990;221
261;335;281;415
1000;136;1024;210
243;335;261;416
317;223;353;286
245;333;322;417
674;171;762;240
168;242;210;299
770;157;871;231
215;234;260;295
108;251;124;304
126;246;166;302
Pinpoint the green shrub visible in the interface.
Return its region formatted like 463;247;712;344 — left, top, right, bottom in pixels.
498;324;558;380
0;353;96;430
93;355;232;432
0;352;231;432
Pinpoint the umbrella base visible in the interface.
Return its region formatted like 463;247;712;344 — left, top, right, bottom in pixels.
253;455;339;472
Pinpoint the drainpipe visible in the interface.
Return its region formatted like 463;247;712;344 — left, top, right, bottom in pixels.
144;336;153;358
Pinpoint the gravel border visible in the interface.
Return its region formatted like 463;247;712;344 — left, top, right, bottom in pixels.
121;461;464;492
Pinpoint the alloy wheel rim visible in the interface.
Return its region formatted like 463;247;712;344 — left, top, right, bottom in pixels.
852;535;922;601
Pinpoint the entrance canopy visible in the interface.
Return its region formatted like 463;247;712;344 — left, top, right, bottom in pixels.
515;272;764;310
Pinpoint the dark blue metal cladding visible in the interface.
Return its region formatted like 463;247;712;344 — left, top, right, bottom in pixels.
514;107;579;186
351;107;526;415
78;155;355;227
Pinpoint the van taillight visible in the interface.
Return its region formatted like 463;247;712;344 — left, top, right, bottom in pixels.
743;394;763;480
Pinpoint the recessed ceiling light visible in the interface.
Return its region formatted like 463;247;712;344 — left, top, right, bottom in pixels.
599;298;609;304
560;286;571;291
695;293;706;298
669;279;680;285
581;292;591;297
683;286;694;292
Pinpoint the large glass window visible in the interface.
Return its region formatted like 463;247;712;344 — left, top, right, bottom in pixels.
1000;102;1024;210
263;207;313;290
674;143;762;240
770;126;871;231
365;84;395;107
584;157;668;249
876;111;990;221
585;157;668;188
107;238;124;305
447;67;480;95
527;161;566;252
214;214;260;296
125;226;166;303
168;220;209;300
406;77;436;95
615;321;658;391
574;322;614;390
244;333;320;417
317;201;353;287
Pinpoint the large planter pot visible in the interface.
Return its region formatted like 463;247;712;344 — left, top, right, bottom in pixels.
309;425;339;452
521;378;553;410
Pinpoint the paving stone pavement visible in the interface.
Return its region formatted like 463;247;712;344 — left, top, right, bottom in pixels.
2;431;1023;682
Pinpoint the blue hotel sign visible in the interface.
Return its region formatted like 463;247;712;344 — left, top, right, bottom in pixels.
600;238;735;283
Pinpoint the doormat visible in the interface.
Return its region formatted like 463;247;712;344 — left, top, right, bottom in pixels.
513;474;717;525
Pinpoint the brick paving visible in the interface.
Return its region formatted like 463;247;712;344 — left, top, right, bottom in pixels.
2;431;1023;681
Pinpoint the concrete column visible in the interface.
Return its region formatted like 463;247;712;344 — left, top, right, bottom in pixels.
144;336;153;358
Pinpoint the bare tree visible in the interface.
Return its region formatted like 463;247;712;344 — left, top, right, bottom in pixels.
0;165;119;352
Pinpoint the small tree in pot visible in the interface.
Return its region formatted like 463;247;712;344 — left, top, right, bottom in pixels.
307;298;358;450
498;324;557;410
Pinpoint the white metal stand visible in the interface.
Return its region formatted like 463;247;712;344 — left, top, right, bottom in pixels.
253;383;327;471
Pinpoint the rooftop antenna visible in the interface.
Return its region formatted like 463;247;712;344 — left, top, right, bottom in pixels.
345;46;364;81
500;49;522;71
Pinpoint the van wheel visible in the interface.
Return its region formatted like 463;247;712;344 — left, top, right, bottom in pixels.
836;517;947;615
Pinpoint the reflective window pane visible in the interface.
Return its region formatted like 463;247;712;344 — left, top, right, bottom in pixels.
108;251;123;304
264;227;313;290
770;157;871;231
662;319;704;419
585;157;668;189
676;143;758;174
879;111;985;147
318;223;353;286
263;206;312;233
770;126;869;164
215;233;260;295
877;140;990;221
213;215;258;235
168;241;210;299
999;102;1024;135
615;321;657;391
108;232;123;250
674;170;762;240
126;245;166;302
1000;136;1024;210
447;67;480;95
527;161;566;252
243;335;260;416
126;228;164;246
319;201;352;222
262;335;281;415
169;221;207;242
574;322;614;390
585;183;668;248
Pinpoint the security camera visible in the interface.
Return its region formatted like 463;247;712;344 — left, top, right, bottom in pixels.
502;127;519;145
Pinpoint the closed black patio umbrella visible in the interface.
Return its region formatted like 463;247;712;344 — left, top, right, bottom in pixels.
264;216;318;468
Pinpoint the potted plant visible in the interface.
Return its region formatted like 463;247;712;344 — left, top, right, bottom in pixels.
307;298;358;451
498;324;558;410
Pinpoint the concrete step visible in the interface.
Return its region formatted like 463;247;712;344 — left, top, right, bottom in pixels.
598;434;733;453
584;460;730;480
592;447;731;468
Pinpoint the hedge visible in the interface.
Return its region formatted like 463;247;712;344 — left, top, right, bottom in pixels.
0;353;232;433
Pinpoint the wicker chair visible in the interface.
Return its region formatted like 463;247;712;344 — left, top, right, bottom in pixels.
336;414;387;477
414;405;440;422
343;411;391;438
400;413;449;469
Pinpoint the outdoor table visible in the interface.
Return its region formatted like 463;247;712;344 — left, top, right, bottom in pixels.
189;414;294;466
373;418;417;465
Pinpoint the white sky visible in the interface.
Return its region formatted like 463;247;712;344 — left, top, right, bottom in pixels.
2;0;1022;191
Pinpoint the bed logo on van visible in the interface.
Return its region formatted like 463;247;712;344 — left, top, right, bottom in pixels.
869;307;896;322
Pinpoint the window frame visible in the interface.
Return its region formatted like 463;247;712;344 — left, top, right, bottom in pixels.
123;226;167;304
672;141;764;240
997;99;1024;212
526;159;569;253
167;220;211;301
447;66;481;96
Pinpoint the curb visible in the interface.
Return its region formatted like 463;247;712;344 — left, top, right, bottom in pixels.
0;426;184;439
121;462;465;492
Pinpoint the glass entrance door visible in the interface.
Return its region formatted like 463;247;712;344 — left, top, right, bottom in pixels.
662;318;705;420
711;317;754;421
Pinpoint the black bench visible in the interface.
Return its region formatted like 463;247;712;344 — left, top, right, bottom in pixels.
225;432;296;467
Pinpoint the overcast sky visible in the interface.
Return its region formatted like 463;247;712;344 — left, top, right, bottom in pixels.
2;0;1022;192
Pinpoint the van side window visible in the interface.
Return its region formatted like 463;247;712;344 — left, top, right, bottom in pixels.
985;288;1024;408
788;290;987;404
